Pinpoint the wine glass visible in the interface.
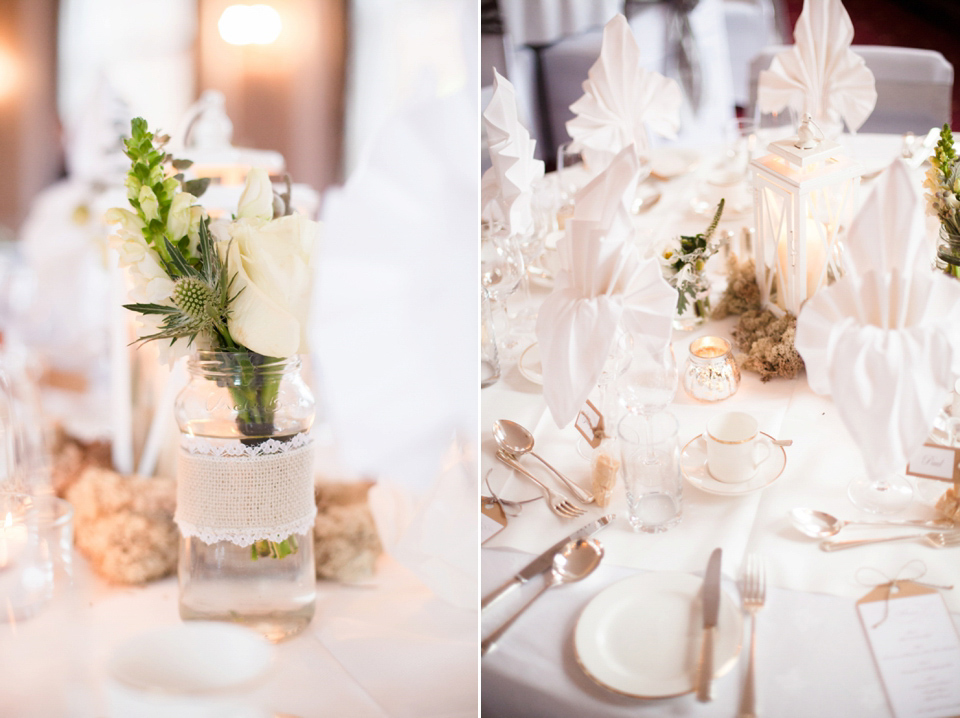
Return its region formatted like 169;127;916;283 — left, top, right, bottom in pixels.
480;222;525;355
575;329;634;459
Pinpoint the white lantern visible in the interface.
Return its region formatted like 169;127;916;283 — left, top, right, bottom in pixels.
750;132;860;315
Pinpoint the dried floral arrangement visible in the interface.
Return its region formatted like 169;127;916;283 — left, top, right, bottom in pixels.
65;467;179;584
313;481;383;582
51;429;382;585
713;254;806;381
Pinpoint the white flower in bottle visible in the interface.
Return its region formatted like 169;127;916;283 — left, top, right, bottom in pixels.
215;168;321;357
167;192;197;242
138;186;160;224
236;167;275;221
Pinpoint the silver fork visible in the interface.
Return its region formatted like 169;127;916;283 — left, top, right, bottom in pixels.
496;450;585;519
737;555;766;718
820;531;960;552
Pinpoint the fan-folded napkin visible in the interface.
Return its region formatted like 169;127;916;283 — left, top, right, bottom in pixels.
843;158;929;278
481;70;544;236
796;269;960;479
536;146;675;428
566;14;681;175
758;0;876;135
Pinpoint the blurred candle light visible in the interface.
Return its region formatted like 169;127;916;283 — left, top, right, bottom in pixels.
0;45;19;101
218;4;282;46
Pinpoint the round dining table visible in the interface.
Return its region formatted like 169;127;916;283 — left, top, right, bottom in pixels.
480;133;960;717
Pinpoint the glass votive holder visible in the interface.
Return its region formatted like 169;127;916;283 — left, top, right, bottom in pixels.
682;336;741;402
0;492;74;622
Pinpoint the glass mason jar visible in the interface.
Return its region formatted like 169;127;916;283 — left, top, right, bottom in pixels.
174;351;316;642
936;225;960;279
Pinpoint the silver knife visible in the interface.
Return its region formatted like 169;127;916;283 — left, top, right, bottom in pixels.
695;547;723;702
481;514;615;611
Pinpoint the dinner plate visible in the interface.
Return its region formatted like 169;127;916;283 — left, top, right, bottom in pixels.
575;573;742;698
649;148;700;180
680;433;787;496
518;343;543;385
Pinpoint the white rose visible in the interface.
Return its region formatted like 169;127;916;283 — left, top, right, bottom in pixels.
218;214;320;358
237;167;274;221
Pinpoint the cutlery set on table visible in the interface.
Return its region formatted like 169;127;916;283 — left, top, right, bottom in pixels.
492;419;594;518
789;507;960;551
482;517;770;714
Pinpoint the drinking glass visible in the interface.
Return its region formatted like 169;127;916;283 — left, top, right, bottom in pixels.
480;288;500;389
619;412;682;533
691;118;756;217
617;343;678;416
480;222;525;354
0;354;51;493
0;492;74;622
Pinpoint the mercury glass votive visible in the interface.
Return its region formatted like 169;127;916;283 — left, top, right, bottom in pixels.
682;337;740;402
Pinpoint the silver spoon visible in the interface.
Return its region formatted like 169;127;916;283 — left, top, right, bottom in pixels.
481;538;604;656
790;508;954;538
493;419;594;503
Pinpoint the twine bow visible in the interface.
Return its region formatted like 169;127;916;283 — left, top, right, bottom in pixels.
482;469;540;517
855;560;954;628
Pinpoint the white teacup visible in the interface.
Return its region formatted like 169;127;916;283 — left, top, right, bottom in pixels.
705;412;771;483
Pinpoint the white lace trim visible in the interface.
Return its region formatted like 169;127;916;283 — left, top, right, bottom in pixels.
175;433;316;547
177;515;316;548
180;431;312;458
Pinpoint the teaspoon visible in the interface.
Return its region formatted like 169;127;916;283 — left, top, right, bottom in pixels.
493;419;594;503
481;538;604;656
790;508;953;538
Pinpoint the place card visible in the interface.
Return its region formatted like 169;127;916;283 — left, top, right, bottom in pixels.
857;581;960;718
906;443;960;483
575;400;604;449
481;499;507;544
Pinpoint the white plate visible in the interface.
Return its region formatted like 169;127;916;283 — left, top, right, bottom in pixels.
575;573;742;698
680;433;787;496
650;148;700;180
518;343;543;385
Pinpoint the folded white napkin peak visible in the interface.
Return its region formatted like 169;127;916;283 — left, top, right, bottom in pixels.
758;0;876;135
481;70;544;236
566;14;681;175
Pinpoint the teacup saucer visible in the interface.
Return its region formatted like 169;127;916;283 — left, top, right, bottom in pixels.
680;433;786;496
518;343;543;385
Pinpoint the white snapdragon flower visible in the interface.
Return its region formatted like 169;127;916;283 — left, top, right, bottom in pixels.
138;186;160;224
104;208;175;304
166;192;196;242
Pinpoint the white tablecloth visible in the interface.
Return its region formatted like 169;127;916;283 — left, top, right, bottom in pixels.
0;554;478;717
481;133;960;716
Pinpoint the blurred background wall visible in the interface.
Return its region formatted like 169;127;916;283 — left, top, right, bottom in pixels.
0;0;354;233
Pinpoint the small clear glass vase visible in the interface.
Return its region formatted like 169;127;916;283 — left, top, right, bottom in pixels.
175;351;316;642
669;271;711;331
936;225;960;279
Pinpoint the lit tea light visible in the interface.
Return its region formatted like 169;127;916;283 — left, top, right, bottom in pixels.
683;337;740;402
0;511;28;569
691;336;730;359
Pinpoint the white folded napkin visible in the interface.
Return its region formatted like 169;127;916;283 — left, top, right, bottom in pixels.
536;146;675;428
481;70;545;236
796;269;960;479
566;14;682;175
843;158;929;278
758;0;876;136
